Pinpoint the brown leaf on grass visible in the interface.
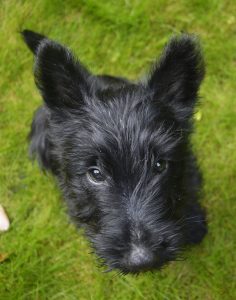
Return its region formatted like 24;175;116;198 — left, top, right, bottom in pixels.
0;253;9;263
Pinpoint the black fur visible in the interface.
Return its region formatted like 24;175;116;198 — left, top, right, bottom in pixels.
22;29;207;274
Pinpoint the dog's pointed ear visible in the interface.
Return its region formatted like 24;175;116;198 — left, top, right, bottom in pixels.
22;30;91;110
147;35;205;122
34;40;91;109
21;30;47;54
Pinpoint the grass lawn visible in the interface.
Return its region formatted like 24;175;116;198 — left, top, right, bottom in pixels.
0;0;236;299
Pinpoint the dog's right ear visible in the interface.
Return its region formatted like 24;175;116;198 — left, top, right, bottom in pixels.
22;30;91;110
21;30;47;54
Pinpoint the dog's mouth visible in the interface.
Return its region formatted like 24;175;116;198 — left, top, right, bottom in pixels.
102;253;177;275
87;220;184;274
93;243;182;275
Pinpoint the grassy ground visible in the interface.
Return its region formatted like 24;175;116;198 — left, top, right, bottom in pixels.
0;0;236;299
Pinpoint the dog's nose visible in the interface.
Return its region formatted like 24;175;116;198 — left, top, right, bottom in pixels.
128;246;154;271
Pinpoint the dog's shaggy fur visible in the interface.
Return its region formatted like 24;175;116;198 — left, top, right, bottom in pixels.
22;30;207;274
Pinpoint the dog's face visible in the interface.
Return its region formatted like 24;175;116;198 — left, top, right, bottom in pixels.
63;90;187;273
23;31;204;273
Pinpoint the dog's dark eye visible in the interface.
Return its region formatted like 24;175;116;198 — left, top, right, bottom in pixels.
155;160;168;173
87;167;105;184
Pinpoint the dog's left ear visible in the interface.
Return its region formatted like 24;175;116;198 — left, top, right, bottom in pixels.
35;40;91;110
22;30;91;110
147;35;205;122
21;30;46;54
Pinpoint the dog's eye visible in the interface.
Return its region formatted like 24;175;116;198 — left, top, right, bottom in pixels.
155;160;168;173
87;167;105;184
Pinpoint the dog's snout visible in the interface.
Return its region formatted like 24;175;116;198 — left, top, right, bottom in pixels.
127;246;154;271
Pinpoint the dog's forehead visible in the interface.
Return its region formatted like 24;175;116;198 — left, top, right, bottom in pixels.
83;89;180;159
89;87;156;127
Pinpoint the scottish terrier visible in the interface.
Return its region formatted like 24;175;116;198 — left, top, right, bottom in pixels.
22;29;207;274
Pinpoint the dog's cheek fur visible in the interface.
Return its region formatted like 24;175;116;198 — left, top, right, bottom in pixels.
39;114;100;226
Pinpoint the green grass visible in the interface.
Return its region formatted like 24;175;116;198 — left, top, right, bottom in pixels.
1;0;236;299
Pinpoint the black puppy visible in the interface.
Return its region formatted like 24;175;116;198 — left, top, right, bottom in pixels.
22;30;207;274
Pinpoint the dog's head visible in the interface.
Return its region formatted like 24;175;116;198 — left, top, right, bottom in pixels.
23;30;204;273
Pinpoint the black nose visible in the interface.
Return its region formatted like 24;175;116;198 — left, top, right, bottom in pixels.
127;246;154;271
